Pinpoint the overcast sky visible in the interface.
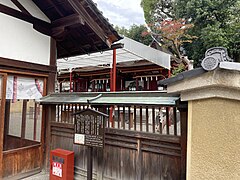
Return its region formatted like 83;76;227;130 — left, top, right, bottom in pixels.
92;0;145;28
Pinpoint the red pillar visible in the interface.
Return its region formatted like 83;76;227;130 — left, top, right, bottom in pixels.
112;49;117;91
110;49;117;127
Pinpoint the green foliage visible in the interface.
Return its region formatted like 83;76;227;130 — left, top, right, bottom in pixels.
140;0;157;23
141;0;240;64
141;0;175;23
171;63;185;77
115;25;153;46
176;0;240;63
114;26;128;36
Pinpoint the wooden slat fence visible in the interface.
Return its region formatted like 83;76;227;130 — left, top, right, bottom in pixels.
50;103;187;180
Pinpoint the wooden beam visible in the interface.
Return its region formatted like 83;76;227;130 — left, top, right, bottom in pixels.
10;0;31;16
0;56;56;73
44;0;65;17
51;14;86;39
52;14;84;29
67;0;111;47
0;3;51;36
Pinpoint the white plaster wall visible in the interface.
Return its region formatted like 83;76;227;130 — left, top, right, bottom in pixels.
20;0;51;23
0;0;20;10
0;13;50;65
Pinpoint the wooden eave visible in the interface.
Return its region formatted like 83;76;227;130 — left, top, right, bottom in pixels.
0;0;121;59
33;0;122;58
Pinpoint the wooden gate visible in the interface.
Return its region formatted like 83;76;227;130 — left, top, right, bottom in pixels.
41;92;187;180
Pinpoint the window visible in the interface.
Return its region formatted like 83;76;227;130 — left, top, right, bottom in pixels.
3;75;44;151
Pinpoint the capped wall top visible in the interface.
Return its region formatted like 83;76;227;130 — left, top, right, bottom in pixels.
201;47;233;71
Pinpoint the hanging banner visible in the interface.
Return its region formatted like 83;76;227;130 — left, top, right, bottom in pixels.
6;76;43;100
6;76;13;99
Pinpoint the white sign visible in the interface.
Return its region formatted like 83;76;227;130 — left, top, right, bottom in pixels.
6;76;43;100
74;134;85;145
52;162;62;177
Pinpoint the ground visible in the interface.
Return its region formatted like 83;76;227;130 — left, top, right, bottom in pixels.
23;171;49;180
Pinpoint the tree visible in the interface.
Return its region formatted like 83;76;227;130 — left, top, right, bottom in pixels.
127;25;153;45
141;0;175;23
143;19;196;59
141;0;240;64
141;0;195;60
176;0;240;63
115;24;152;46
114;26;128;36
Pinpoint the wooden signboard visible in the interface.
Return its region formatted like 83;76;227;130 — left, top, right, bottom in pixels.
73;108;108;180
74;108;108;148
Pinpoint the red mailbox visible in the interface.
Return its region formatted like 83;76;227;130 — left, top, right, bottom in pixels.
50;149;74;180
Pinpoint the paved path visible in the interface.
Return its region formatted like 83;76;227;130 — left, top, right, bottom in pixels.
23;171;49;180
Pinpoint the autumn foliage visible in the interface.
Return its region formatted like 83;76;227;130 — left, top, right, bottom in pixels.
142;19;196;58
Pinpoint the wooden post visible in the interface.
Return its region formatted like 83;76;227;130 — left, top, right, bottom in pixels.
43;37;57;170
42;104;56;170
0;73;7;178
70;70;72;92
179;106;188;180
33;103;38;140
92;80;95;92
4;100;10;143
87;146;93;180
21;100;27;139
136;77;138;91
59;82;62;92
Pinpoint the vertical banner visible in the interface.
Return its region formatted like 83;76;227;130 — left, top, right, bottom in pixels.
6;76;13;99
12;76;17;103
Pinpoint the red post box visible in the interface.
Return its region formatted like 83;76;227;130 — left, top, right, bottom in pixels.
50;149;74;180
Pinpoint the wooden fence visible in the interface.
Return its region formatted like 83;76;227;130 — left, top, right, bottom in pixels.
48;103;187;180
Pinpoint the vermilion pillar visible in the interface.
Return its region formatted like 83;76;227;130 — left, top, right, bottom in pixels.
110;49;117;127
112;49;117;91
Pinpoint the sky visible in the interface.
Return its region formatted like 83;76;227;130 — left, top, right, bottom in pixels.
92;0;146;29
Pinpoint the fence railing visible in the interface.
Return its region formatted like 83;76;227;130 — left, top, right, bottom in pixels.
55;104;181;136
